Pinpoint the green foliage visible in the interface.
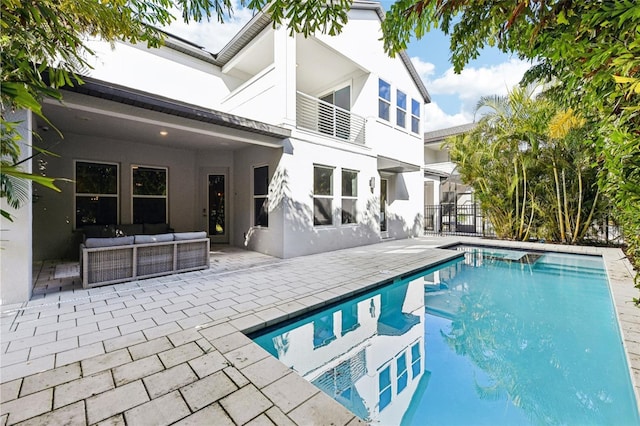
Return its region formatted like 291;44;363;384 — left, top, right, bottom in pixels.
446;88;606;243
383;0;640;287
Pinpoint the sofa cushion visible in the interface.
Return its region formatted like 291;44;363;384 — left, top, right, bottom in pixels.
134;233;174;244
84;236;134;248
143;223;171;235
173;231;207;241
117;224;144;236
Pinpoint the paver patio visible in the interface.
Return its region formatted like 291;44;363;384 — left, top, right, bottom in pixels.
1;236;639;425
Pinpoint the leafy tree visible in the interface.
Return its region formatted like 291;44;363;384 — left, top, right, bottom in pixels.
382;0;640;281
446;87;606;243
0;0;352;221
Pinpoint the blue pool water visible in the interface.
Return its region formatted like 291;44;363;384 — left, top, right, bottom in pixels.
251;246;639;425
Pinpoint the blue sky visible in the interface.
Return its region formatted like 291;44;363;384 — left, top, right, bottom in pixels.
165;1;531;131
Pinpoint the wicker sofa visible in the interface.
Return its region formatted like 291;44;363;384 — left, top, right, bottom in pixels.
80;231;210;288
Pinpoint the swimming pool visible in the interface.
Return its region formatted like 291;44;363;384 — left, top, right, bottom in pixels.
251;245;639;425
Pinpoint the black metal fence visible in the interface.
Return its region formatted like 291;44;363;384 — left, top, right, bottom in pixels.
424;204;495;237
424;204;623;245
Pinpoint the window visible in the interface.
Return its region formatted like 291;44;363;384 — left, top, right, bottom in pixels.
253;165;269;227
378;366;392;411
320;86;351;140
313;166;333;226
341;169;357;224
397;353;408;394
313;314;336;348
411;99;421;134
411;343;422;379
396;90;406;128
75;161;118;227
378;79;391;121
132;166;167;224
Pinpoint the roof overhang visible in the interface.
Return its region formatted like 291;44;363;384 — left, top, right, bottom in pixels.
378;156;421;173
58;76;291;141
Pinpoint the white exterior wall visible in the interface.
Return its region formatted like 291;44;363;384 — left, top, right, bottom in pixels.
232;145;285;257
279;136;381;258
86;40;238;109
316;9;425;166
1;110;33;304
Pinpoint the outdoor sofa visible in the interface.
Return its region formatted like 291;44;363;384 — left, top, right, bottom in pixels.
80;230;210;288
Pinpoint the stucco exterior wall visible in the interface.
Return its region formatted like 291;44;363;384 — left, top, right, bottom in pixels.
232;145;285;257
1;110;33;305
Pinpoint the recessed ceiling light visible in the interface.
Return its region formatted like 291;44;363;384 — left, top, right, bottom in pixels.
159;131;168;136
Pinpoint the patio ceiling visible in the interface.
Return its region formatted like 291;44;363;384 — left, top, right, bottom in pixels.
38;85;289;152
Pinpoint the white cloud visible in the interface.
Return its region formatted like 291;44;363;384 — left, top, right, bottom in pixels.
161;2;254;53
429;59;530;102
423;102;473;132
412;56;532;130
410;56;436;79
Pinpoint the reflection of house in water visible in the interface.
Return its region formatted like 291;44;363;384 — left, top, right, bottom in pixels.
423;261;467;320
256;277;427;423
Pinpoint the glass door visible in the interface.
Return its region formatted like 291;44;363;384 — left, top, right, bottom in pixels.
380;178;388;233
208;174;228;243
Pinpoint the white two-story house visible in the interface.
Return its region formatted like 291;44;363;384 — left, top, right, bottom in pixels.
2;1;430;303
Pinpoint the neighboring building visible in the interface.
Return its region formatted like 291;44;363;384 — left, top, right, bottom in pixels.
1;1;430;303
423;123;476;233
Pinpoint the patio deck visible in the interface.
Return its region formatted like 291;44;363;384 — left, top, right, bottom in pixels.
1;236;639;425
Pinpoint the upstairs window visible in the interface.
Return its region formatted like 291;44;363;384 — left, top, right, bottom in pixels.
75;161;118;227
341;169;358;224
396;90;407;128
378;365;392;412
397;353;408;394
313;165;333;226
411;99;421;134
253;165;269;227
378;79;391;121
132;166;167;224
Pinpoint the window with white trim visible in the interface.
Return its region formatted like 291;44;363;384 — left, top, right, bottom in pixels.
378;365;392;412
397;353;408;394
341;169;358;224
411;99;421;134
378;79;391;121
396;90;407;128
132;165;167;224
75;161;118;227
411;342;421;379
313;165;333;226
253;165;269;227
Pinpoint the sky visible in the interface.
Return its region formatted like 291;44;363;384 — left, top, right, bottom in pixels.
163;1;532;131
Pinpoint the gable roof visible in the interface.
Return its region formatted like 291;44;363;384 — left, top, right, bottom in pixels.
424;122;476;144
161;1;431;103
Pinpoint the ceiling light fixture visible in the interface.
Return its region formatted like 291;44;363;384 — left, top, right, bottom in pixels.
159;131;168;136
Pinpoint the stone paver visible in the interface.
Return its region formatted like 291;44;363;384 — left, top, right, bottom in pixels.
86;380;149;425
53;370;114;409
2;238;639;425
179;370;238;412
143;363;198;399
112;356;164;387
220;384;273;425
173;403;234;426
123;391;190;426
20;363;80;396
0;388;52;425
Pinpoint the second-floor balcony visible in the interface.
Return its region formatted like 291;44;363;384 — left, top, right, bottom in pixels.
296;92;366;145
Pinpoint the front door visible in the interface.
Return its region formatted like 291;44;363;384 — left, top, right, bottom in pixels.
207;173;228;243
380;178;388;234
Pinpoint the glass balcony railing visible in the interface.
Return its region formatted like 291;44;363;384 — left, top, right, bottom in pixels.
296;91;366;145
